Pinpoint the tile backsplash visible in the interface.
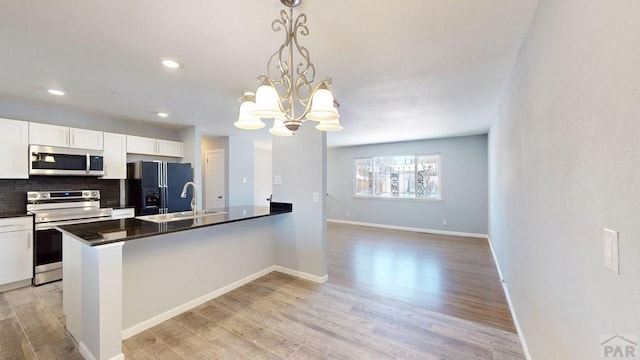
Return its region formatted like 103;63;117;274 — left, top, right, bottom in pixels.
0;176;120;214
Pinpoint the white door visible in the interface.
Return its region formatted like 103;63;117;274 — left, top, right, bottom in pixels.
206;149;225;209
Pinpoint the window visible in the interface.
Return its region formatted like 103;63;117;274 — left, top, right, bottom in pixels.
354;154;441;200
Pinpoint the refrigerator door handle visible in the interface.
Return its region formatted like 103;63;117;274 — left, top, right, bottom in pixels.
157;162;164;214
163;162;168;214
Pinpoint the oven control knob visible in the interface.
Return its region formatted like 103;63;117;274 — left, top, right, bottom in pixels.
29;193;39;199
91;191;98;197
39;217;45;221
83;191;90;197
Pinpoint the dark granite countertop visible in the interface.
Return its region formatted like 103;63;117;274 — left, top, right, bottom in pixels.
57;203;292;247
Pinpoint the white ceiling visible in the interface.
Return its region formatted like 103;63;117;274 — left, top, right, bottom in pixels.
0;0;538;148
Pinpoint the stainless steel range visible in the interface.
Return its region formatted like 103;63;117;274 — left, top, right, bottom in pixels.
27;190;113;285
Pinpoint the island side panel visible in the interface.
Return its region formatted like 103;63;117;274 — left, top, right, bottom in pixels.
121;215;280;334
80;242;124;360
62;233;83;342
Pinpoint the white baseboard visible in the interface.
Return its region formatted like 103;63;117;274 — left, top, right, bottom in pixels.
272;265;328;284
120;264;327;340
79;342;124;360
327;219;488;239
121;266;275;339
486;237;531;360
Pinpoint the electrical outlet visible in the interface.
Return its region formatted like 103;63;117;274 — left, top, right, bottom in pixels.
346;212;350;217
603;228;619;274
242;177;246;183
442;219;448;226
312;192;319;202
274;175;282;185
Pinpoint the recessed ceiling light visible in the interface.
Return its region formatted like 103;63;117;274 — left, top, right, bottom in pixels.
161;59;181;69
157;112;169;118
48;89;65;96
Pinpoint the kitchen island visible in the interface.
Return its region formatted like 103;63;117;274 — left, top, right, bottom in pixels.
59;204;292;360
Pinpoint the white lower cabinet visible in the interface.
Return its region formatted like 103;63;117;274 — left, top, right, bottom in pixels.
0;217;33;286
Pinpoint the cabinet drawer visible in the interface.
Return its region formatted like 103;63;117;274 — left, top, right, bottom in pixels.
0;217;32;232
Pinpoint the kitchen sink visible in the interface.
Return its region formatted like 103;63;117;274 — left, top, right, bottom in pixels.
136;210;226;223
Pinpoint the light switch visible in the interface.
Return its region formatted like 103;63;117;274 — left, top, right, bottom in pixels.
274;175;282;185
603;228;619;274
313;192;319;202
242;177;246;183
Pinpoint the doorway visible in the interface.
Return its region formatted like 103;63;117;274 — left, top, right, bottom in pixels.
205;149;225;209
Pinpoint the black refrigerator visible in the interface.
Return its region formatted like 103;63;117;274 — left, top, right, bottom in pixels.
126;161;193;215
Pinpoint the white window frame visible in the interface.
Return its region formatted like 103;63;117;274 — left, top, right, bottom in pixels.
352;154;442;201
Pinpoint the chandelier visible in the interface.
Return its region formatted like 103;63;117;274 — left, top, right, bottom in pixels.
234;0;342;136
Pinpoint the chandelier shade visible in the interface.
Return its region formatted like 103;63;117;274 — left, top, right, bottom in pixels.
269;118;294;137
234;93;266;130
253;84;285;119
306;87;339;122
234;0;342;136
316;117;343;132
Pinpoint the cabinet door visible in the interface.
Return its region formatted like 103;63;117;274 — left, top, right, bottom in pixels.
126;135;158;155
0;230;33;285
69;128;103;150
29;123;69;147
102;133;127;179
156;139;184;157
0;118;29;179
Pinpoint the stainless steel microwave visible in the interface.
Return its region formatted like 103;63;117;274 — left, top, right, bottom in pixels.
29;145;105;176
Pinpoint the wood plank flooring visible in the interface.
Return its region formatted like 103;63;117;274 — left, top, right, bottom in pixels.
0;223;523;359
327;222;516;332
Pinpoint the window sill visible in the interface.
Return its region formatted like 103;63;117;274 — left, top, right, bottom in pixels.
352;195;443;203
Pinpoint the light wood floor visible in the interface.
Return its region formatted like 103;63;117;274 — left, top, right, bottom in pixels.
328;222;516;332
0;223;524;359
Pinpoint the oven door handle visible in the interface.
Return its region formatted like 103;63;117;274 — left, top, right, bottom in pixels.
35;216;113;231
86;153;90;174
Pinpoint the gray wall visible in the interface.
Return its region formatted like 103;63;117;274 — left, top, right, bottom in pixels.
327;135;488;235
180;126;202;209
201;136;255;207
489;1;640;358
272;125;327;278
254;148;272;206
228;136;254;206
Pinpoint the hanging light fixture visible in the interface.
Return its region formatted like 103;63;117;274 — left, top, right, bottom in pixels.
235;0;342;136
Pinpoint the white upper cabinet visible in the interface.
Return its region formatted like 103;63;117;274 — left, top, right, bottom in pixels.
69;127;103;150
0;118;29;179
29;123;68;147
126;135;183;158
156;139;184;158
29;123;103;150
126;135;157;155
101;132;127;179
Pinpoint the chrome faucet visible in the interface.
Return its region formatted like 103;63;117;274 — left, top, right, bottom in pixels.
180;181;197;215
